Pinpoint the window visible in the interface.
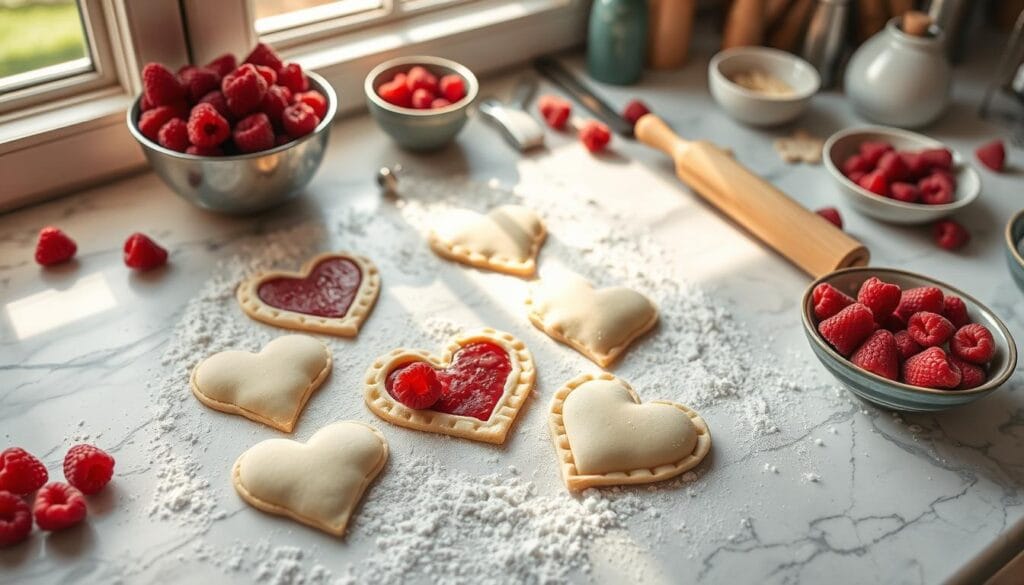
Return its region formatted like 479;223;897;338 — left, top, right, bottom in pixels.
0;0;90;92
254;0;385;36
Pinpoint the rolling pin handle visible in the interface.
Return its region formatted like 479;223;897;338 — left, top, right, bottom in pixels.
635;114;688;158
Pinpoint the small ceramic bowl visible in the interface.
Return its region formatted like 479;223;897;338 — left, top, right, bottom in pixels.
364;55;478;151
823;126;980;224
708;46;819;126
801;267;1017;412
1005;209;1024;293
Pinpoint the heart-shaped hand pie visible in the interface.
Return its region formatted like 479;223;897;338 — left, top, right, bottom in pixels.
548;373;711;491
363;328;535;444
237;252;380;337
232;421;388;536
191;335;331;432
428;205;546;276
527;272;658;367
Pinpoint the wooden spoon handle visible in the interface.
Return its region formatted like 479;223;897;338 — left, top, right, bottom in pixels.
635;115;870;278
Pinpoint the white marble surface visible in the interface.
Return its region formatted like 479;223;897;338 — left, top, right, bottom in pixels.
1;42;1022;585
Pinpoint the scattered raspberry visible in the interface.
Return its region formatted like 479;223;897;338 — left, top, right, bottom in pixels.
431;98;452;109
391;362;442;409
907;311;955;347
538;95;571;130
950;323;995;364
876;151;908;181
411;88;434;109
197;90;231;120
142;63;185;107
890;182;920;203
187;103;230;148
0;448;48;495
818;302;876;357
579;119;611;153
63;445;115;495
894;329;922;360
294;90;328;118
255;65;278;87
812;283;855;320
244;43;283;72
406;66;438;94
233;112;275;153
850;329;899;380
179;66;220;102
0;492;31;547
901;346;961;389
33;483;87;532
34;226;77;266
157;118;189;152
277;63;308;94
123;232;168;271
919;148;953;170
281;102;319;138
815;207;842;229
378;78;412;108
261;85;292;126
895;286;944;321
857;276;901;319
205;53;237;77
975;139;1005;172
919;173;954;205
859;141;893;166
857;170;888;196
622;99;651;128
842;154;872;177
943;296;969;328
950;357;986;389
439;74;466;103
222;64;268;118
185;145;223;156
932;219;969;250
138;105;186;141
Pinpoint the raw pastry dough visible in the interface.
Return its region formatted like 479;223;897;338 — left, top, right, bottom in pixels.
773;130;823;164
191;335;331;432
428;205;546;276
363;328;535;444
232;421;388;536
548;373;711;491
526;272;658;367
237;252;381;337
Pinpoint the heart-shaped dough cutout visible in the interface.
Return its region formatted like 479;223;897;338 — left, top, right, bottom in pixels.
548;373;711;491
191;335;331;433
428;205;546;276
233;421;388;536
527;272;658;367
237;252;380;337
363;328;535;444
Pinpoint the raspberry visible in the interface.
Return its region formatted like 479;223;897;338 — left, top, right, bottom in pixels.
943;296;969;328
222;64;268;118
932;219;969;250
950;357;986;389
275;134;292;147
378;78;412;108
847;171;866;183
815;207;843;229
919;148;953;170
186;145;223;156
975;139;1005;172
391;362;442;409
890;182;920;203
902;347;961;389
857;276;901;319
538;95;571;130
842;154;872;177
34;226;77;266
140;93;155;112
876;151;908;181
950;323;995;364
411;88;434;109
857;170;889;196
197;90;232;120
859;141;893;166
431;98;452;109
812;282;854;320
0;492;31;547
244;43;284;72
33;483;87;531
187;103;230;148
205;53;237;78
179;66;220;102
233;112;275;153
919;173;954;205
818;302;876;357
894;330;922;360
900;151;928;180
63;445;115;495
895;286;944;321
142;63;185;107
294;90;328;119
907;311;955;347
622;99;651;127
878;311;907;332
123;232;168;271
157;118;189;152
138;104;186;141
281;102;319;138
439;74;466;103
405;66;438;93
850;329;899;380
261;85;292;126
579;120;611;153
0;448;48;495
255;65;278;86
277;63;308;93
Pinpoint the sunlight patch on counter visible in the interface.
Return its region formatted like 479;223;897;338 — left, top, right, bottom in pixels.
5;272;117;340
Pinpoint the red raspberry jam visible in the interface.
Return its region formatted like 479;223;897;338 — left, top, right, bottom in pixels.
257;257;362;318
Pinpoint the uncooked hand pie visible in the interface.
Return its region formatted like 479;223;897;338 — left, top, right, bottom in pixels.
548;373;711;491
237;252;380;336
190;334;331;432
428;205;546;276
363;328;535;444
232;421;388;536
526;271;658;367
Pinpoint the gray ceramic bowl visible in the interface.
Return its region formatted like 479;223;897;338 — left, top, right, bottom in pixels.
801;267;1017;411
364;55;478;151
127;71;337;215
1005;209;1024;294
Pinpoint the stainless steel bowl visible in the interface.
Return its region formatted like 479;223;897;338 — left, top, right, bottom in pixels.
127;71;337;214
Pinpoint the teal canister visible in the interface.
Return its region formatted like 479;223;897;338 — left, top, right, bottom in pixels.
587;0;648;85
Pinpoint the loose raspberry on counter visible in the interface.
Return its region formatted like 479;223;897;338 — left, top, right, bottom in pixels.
222;64;269;118
895;286;944;321
815;207;843;229
187;103;230;148
233;112;275;153
950;323;995;365
281;102;320;138
538;95;571;130
857;171;888;197
0;492;31;548
894;330;922;360
295;90;328;119
850;329;899;380
391;362;442;410
205;53;237;78
889;182;920;203
138;105;186;142
243;42;284;72
34;226;77;266
907;311;955;347
63;445;115;495
123;232;168;271
943;296;969;328
901;347;961;389
142;63;185;107
33;483;87;532
950;357;986;389
439;74;466;103
579;119;611;153
818;302;876;357
975;139;1005;172
857;276;901;319
277;63;308;94
157;118;190;152
812;282;854;320
406;66;438;94
622;99;651;128
932;219;969;251
0;448;48;495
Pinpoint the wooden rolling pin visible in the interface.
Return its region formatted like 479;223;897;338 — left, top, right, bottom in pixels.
635;115;870;278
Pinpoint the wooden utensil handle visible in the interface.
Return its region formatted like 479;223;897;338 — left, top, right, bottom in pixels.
635;115;870;278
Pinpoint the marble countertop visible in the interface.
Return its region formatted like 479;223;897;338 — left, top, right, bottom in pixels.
1;42;1022;585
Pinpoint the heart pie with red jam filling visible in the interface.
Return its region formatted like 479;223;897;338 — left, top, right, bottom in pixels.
363;328;535;444
237;252;381;337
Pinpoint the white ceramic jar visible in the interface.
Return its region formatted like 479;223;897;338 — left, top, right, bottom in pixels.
844;17;952;128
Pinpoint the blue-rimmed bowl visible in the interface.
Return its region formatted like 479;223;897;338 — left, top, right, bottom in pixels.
1005;209;1024;293
801;267;1017;411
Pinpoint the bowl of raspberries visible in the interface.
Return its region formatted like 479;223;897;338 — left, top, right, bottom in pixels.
802;267;1016;411
364;55;478;151
823;126;980;224
127;43;336;214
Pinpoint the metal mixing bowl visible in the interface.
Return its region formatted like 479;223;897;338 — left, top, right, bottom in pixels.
126;71;337;214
